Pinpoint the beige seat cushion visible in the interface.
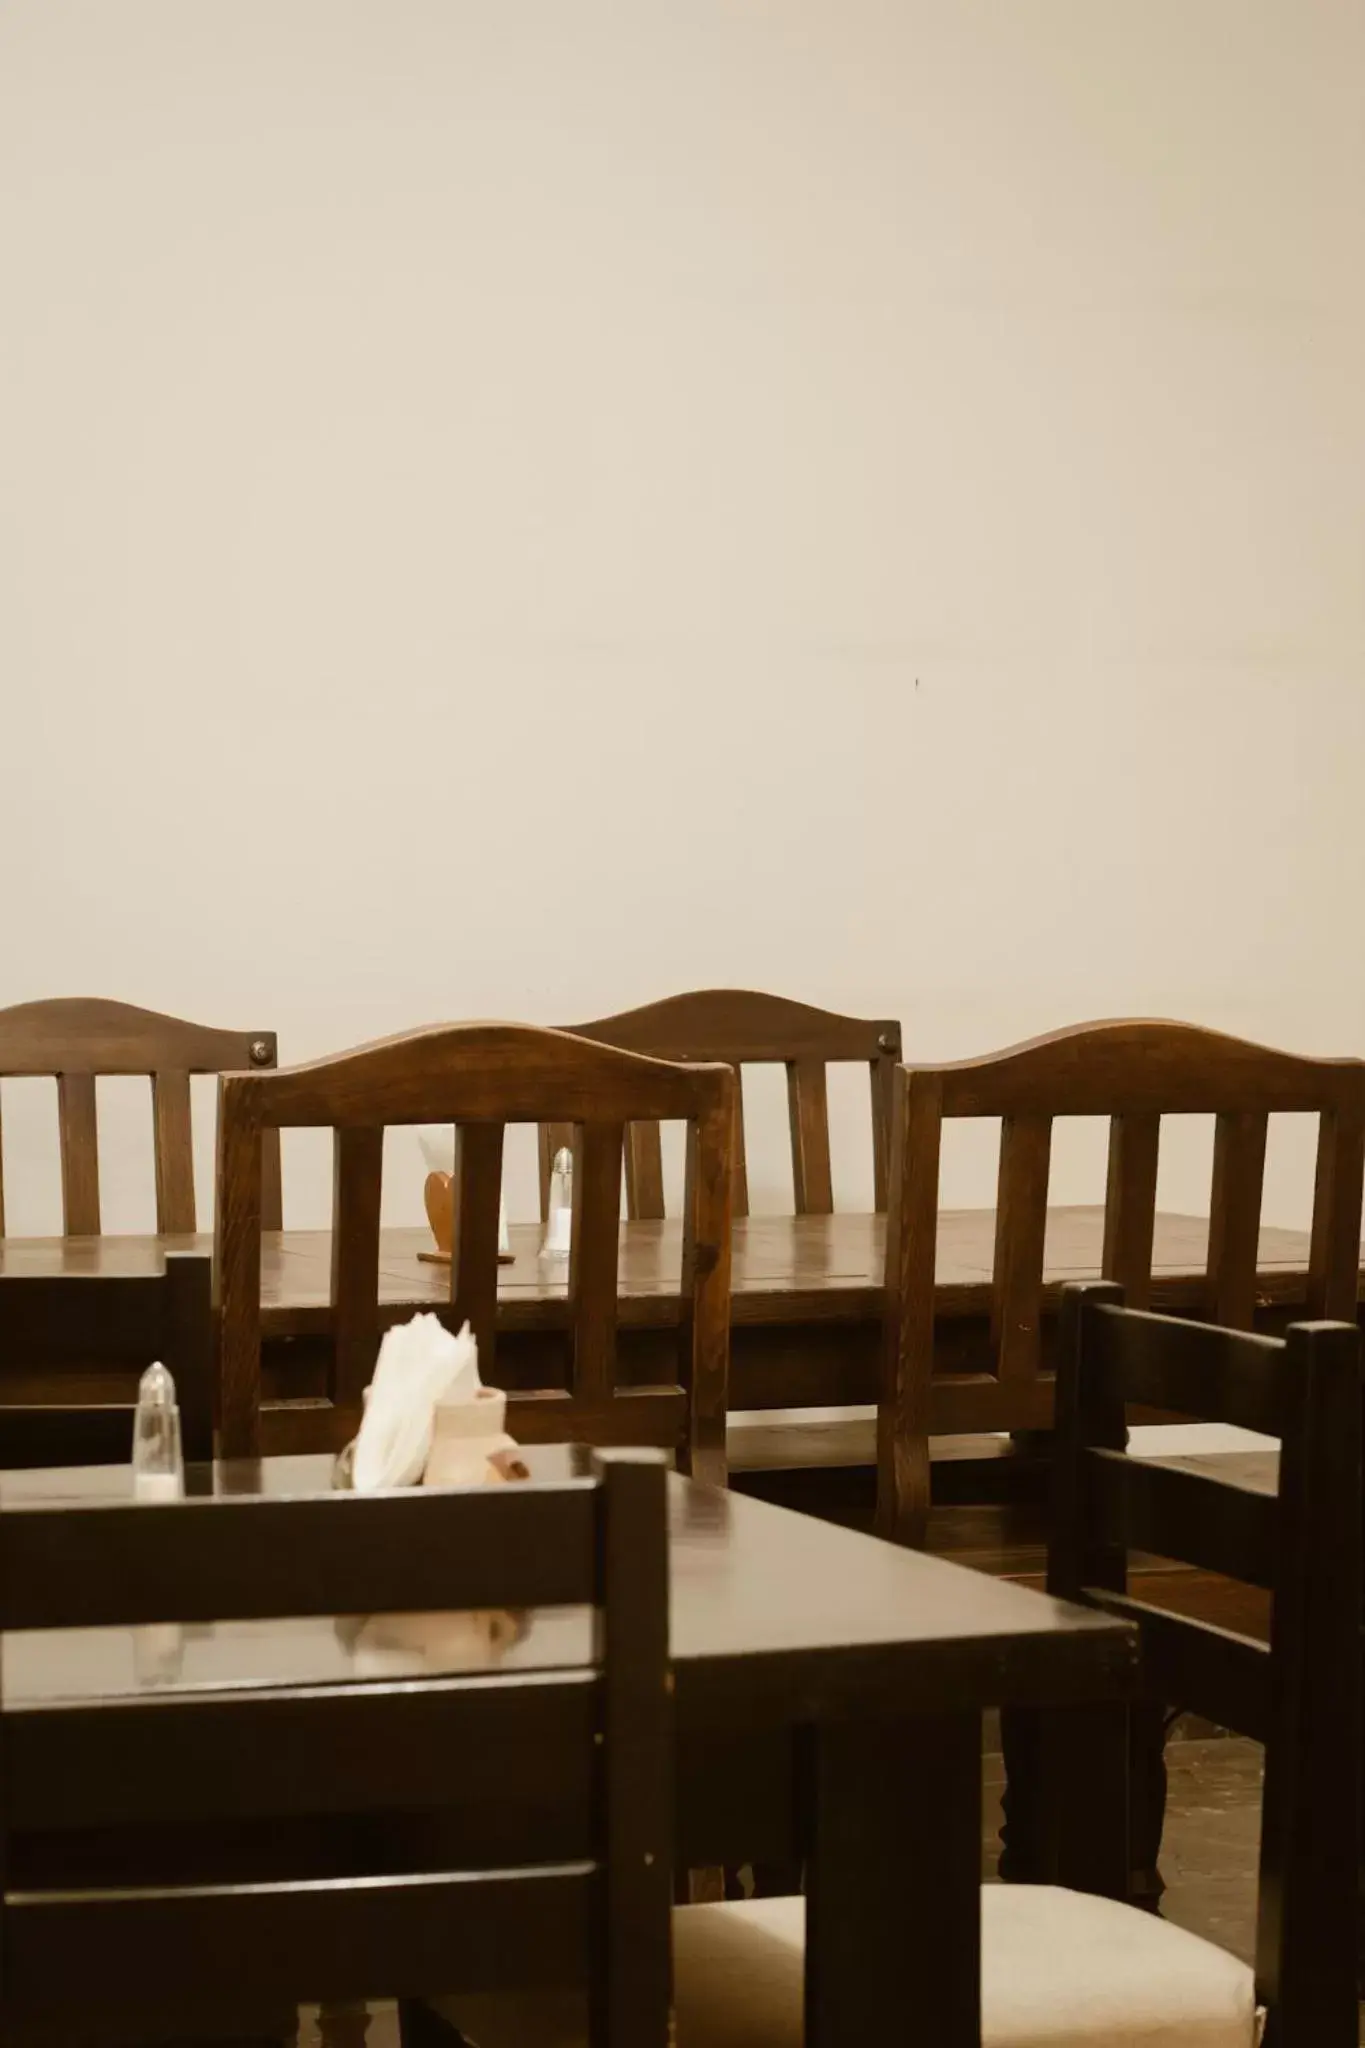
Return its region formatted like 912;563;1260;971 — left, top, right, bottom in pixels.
673;1886;1258;2048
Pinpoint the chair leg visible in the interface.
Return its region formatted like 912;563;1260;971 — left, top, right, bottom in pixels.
1127;1700;1170;1912
998;1706;1047;1882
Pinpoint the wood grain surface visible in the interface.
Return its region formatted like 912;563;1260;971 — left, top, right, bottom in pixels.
0;1207;1327;1332
0;1208;1343;1464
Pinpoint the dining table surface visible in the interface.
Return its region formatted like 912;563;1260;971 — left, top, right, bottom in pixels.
0;1206;1346;1470
0;1207;1333;1332
1;1445;1135;2047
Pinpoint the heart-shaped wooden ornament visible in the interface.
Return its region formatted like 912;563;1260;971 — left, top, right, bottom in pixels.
423;1170;453;1254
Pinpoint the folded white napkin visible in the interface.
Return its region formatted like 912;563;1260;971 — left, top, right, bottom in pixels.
417;1126;511;1256
352;1313;481;1492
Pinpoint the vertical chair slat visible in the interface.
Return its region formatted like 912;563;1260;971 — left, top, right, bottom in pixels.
870;1042;899;1212
1306;1105;1365;1320
260;1129;285;1233
1047;1282;1130;1606
990;1113;1053;1383
152;1069;197;1234
0;1086;6;1236
593;1450;672;2048
1101;1113;1160;1308
729;1070;750;1220
1256;1321;1362;2035
451;1124;505;1372
57;1072;100;1235
1206;1110;1269;1330
787;1058;834;1214
214;1085;263;1459
571;1122;624;1405
165;1251;215;1464
879;1068;943;1547
623;1121;665;1222
1041;1280;1136;1900
678;1081;733;1487
331;1128;384;1417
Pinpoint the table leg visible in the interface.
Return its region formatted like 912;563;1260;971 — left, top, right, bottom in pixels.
806;1712;980;2048
1000;1701;1164;1906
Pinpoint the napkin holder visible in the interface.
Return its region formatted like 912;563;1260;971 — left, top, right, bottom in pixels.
418;1171;516;1267
333;1381;528;1490
423;1384;528;1488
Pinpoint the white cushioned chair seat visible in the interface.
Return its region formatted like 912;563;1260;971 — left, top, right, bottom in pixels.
673;1885;1258;2048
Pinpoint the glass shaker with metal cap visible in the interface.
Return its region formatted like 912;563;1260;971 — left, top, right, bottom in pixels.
542;1145;574;1260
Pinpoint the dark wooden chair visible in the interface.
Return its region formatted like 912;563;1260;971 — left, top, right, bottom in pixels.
0;1446;672;2048
542;988;901;1219
880;1019;1365;1543
0;996;282;1235
1042;1279;1361;2043
671;1283;1362;2048
0;1253;213;1468
214;1023;734;1469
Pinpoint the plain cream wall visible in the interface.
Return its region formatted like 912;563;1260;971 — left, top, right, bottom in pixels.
2;0;1363;1235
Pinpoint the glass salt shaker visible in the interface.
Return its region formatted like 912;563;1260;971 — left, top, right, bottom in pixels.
542;1145;573;1260
132;1362;184;1502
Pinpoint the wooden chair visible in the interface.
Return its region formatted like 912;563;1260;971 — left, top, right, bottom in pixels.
670;1283;1363;2048
542;989;901;1219
0;996;282;1235
215;1023;734;1468
0;1446;672;2048
0;1253;213;1468
880;1018;1365;1543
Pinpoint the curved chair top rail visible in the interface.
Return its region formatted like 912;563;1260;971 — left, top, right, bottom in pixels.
0;997;276;1075
558;988;901;1064
222;1020;735;1128
904;1018;1365;1119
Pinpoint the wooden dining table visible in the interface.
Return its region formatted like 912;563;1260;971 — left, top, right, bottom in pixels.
1;1446;1136;2047
0;1207;1329;1421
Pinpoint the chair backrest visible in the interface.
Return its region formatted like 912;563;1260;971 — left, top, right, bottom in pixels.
879;1019;1365;1541
0;1446;672;2048
1049;1280;1362;2048
215;1023;734;1468
544;989;901;1219
0;1253;213;1468
0;997;282;1235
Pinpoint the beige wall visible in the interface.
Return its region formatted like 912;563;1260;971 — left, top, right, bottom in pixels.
2;0;1363;1233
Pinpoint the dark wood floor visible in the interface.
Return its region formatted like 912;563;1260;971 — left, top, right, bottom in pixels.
983;1732;1262;1956
990;1732;1365;2042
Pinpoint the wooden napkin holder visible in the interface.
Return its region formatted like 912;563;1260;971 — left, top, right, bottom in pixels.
418;1170;516;1268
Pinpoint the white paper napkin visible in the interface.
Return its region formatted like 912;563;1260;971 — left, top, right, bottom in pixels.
352;1313;481;1492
